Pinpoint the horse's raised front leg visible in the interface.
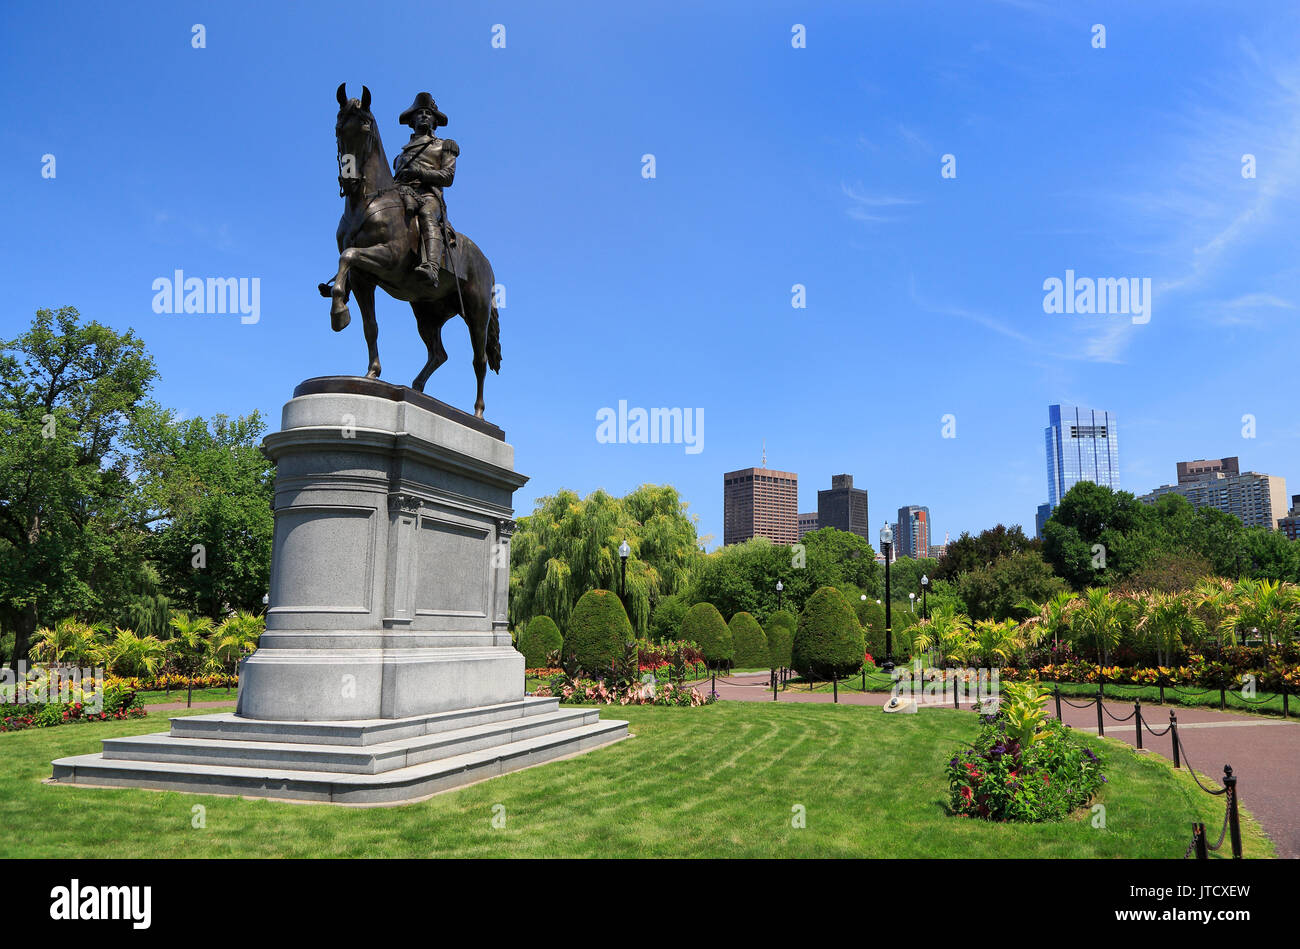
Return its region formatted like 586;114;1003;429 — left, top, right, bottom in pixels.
329;249;355;332
352;280;380;379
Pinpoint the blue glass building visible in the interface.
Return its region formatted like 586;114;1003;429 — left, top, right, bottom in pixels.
1036;404;1119;536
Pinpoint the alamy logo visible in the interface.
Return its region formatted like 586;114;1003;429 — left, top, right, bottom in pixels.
595;400;703;455
1042;270;1151;324
151;270;261;324
49;879;151;929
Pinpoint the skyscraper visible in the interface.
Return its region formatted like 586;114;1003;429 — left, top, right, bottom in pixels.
1037;404;1119;536
723;467;799;546
817;474;869;539
896;505;931;559
1141;467;1287;531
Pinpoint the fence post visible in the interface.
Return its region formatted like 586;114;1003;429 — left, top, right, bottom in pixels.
1170;710;1180;768
1054;685;1062;721
833;675;838;704
1096;687;1105;737
772;669;778;701
1224;765;1243;859
1159;676;1166;706
1283;683;1289;720
862;667;866;691
1135;698;1142;750
954;671;961;709
1193;822;1209;860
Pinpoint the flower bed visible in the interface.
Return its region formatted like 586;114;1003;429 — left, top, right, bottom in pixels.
945;684;1105;822
532;672;714;707
0;684;145;732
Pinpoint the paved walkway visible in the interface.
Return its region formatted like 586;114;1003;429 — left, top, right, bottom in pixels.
696;672;1300;859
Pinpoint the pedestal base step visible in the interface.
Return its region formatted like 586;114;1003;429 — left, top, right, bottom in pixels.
49;700;629;805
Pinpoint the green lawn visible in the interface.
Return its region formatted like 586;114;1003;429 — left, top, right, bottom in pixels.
2;700;1272;858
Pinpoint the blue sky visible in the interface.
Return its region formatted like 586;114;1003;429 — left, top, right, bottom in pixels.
4;0;1300;549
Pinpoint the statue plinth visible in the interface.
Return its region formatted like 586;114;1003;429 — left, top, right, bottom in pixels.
237;376;526;720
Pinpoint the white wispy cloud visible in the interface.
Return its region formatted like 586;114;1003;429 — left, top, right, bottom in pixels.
841;181;919;223
908;277;1033;344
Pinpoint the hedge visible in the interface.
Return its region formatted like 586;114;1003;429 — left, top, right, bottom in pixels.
518;615;563;668
728;612;769;669
564;590;634;676
792;586;865;679
765;609;797;669
681;602;733;668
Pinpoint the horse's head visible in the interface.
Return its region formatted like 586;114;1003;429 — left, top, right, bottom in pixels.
335;83;377;196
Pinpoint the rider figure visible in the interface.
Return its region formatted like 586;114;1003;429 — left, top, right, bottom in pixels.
393;92;458;287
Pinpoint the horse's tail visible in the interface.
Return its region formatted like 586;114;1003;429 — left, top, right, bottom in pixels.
487;303;501;373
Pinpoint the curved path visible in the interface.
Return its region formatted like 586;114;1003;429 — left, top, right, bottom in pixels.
697;671;1300;859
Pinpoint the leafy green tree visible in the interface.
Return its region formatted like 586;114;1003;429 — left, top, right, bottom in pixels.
135;412;274;619
680;602;731;669
563;589;634;677
792;587;865;679
727;612;768;669
0;307;157;672
647;593;689;642
518;615;563;667
167;612;214;707
509;486;700;636
935;524;1038;582
956;550;1068;622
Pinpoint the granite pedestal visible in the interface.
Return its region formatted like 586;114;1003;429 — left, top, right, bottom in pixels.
51;378;627;804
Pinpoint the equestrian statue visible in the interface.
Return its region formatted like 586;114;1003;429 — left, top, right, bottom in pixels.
319;84;500;418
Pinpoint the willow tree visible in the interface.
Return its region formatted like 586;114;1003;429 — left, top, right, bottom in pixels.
509;485;700;636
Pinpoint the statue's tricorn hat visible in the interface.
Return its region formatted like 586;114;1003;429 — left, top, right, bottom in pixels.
400;92;447;128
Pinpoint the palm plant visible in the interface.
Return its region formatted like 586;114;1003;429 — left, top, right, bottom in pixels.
971;618;1022;667
1192;576;1239;649
1136;591;1203;667
99;628;167;678
28;619;103;672
208;611;265;692
910;606;971;668
1071;587;1127;666
1234;579;1298;647
1017;590;1076;652
168;612;215;707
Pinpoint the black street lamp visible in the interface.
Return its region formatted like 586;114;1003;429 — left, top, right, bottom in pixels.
879;521;895;672
920;574;929;621
618;540;630;603
776;579;783;611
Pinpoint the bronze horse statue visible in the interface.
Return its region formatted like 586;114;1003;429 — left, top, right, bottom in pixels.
320;84;500;418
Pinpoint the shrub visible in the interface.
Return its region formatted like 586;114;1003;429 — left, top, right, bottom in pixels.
564;590;634;677
728;612;768;669
681;602;732;669
792;587;865;679
518;616;563;667
765;610;797;669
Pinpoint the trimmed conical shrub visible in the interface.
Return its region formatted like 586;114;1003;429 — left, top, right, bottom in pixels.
764;609;797;670
680;602;732;669
564;590;634;676
728;612;769;669
792;586;865;679
518;615;563;667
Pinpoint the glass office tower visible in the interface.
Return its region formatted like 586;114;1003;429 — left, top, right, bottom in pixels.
1041;404;1119;524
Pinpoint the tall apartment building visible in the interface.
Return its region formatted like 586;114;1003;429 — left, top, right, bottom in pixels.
723;467;799;546
895;505;931;559
816;474;869;540
1279;496;1300;541
1178;457;1239;483
1036;404;1120;537
797;512;819;538
1140;466;1288;531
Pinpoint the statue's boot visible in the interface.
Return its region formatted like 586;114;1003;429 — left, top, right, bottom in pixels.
417;228;443;288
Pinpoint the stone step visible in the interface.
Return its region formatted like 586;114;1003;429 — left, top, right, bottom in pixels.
169;696;560;746
49;718;630;805
102;708;599;774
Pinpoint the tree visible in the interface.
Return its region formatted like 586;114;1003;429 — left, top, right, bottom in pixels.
1070;587;1128;664
956;550;1068;622
135;412;275;619
791;587;864;680
517;615;563;667
563;589;634;677
764;610;796;670
935;524;1038;582
647;593;688;642
680;602;731;669
727;612;768;669
509;486;700;636
1018;590;1076;651
167;612;214;707
99;627;167;678
1135;592;1203;666
0;307;157;672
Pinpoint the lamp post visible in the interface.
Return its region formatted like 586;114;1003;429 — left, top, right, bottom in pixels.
776;579;783;612
879;522;894;672
909;592;915;614
920;574;929;621
618;540;630;605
